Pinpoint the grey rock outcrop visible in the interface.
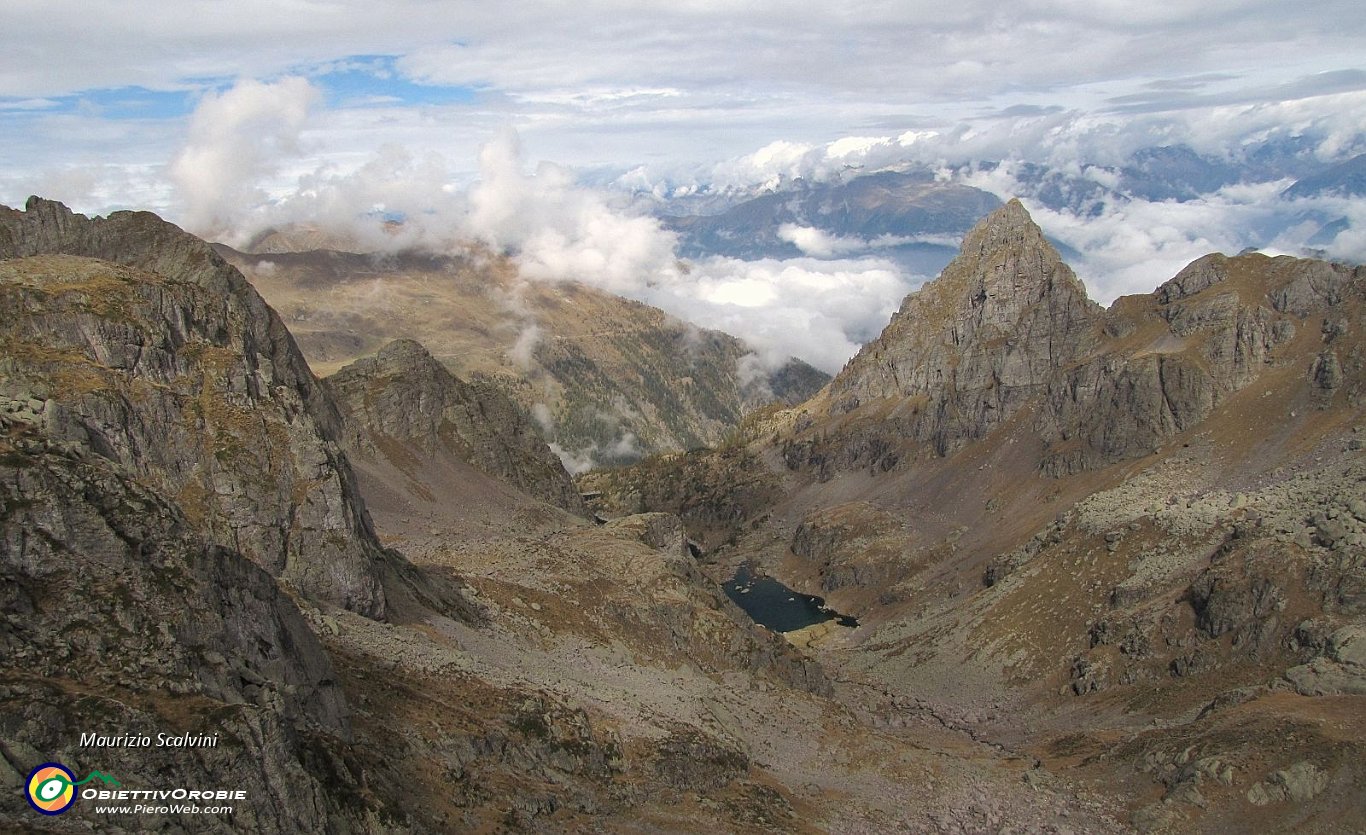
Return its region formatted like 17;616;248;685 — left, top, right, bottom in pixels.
1039;252;1359;475
603;512;690;557
327;339;586;515
0;198;387;616
1284;624;1366;696
1246;762;1331;806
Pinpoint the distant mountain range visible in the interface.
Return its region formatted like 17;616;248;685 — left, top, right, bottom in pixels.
640;141;1365;270
1282;152;1366;199
661;170;1002;274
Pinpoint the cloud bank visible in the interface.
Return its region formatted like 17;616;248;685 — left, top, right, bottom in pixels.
92;75;1365;382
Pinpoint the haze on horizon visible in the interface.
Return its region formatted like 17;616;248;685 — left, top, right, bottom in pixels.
3;0;1363;372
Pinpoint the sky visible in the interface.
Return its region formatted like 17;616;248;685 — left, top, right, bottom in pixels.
2;1;1364;373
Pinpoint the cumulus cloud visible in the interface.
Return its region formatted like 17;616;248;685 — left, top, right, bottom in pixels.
170;77;319;240
463;131;682;296
274;144;467;249
459;133;924;373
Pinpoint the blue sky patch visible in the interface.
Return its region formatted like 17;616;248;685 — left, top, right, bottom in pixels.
309;55;478;109
0;86;196;121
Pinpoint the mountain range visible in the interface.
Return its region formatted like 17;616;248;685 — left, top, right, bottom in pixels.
2;195;1363;832
587;199;1366;832
645;141;1365;271
662;169;1003;274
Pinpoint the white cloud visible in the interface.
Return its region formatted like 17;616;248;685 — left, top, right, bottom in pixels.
646;256;919;374
508;322;542;370
777;225;851;258
169;77;319;240
462;131;682;296
4;1;1364;225
956;168;1366;304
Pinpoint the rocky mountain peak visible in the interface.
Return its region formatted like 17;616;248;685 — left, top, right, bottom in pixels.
959;197;1046;255
934;197;1094;329
818;199;1101;456
373;337;435;364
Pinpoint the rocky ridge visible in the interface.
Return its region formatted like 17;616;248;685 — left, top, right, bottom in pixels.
785;199;1364;480
0;198;387;617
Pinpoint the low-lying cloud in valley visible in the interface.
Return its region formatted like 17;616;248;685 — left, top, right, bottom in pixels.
461;133;924;375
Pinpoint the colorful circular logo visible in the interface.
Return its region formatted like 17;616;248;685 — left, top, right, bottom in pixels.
26;762;77;815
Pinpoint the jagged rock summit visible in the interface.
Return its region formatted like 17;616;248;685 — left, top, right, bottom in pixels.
825;198;1101;454
788;198;1363;479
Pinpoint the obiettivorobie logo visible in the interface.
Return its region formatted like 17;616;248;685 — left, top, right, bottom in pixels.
24;760;246;818
25;763;120;815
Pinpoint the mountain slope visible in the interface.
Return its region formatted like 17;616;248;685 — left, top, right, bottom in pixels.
0;426;365;833
2;198;1118;832
326;338;587;515
0;198;389;617
218;244;828;467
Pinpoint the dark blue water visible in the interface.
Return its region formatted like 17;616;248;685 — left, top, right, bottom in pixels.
723;564;859;633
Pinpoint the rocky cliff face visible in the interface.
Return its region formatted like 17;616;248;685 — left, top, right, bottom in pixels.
793;199;1101;471
0;198;387;617
831;198;1100;419
327;339;586;515
0;422;365;833
1038;251;1361;475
